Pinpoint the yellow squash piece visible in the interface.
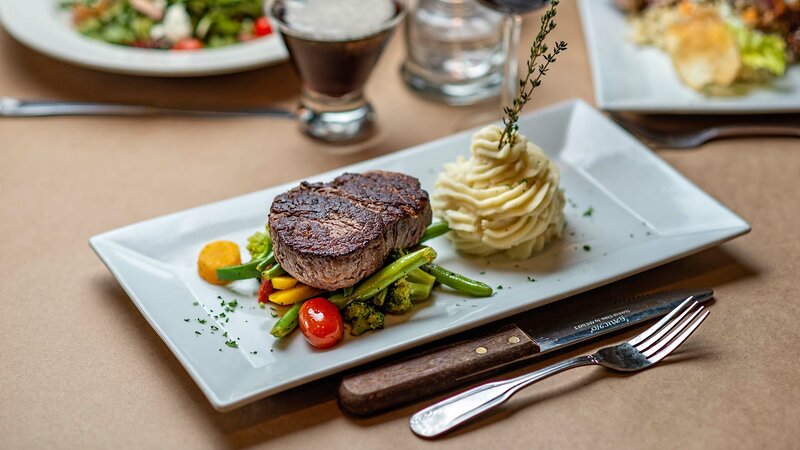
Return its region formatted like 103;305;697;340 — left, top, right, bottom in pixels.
665;11;741;90
197;241;241;285
271;275;299;290
268;284;323;305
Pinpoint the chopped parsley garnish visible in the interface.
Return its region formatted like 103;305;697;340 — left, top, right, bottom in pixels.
527;276;536;282
479;271;486;275
192;301;199;306
582;207;594;217
197;318;207;324
219;312;226;318
497;285;503;290
583;245;591;252
223;332;228;338
183;318;190;322
195;331;201;335
225;340;238;348
210;325;219;331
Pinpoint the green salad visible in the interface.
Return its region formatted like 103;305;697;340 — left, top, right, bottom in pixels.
62;0;273;50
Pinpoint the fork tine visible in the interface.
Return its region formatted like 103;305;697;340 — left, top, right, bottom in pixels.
634;301;700;352
646;310;710;364
642;305;704;358
629;296;696;347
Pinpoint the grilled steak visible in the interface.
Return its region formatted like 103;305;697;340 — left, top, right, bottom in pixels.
269;171;433;291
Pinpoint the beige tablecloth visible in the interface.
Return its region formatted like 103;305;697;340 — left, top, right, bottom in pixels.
1;2;799;448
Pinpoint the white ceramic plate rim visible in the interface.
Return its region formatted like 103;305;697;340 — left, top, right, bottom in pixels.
0;0;287;76
577;0;800;113
90;99;750;411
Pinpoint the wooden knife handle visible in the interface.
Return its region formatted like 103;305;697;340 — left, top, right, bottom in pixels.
338;324;538;416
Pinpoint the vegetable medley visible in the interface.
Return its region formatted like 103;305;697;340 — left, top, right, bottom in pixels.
197;222;494;349
62;0;273;50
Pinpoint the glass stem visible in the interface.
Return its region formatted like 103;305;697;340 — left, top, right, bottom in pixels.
500;13;523;112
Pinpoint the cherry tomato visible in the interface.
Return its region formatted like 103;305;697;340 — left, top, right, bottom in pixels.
172;38;204;51
254;17;273;37
298;297;343;349
257;279;274;304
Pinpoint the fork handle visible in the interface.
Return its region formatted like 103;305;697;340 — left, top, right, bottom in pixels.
409;355;595;438
714;125;800;139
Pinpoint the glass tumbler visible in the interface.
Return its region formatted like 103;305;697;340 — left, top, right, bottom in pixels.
402;0;504;106
268;0;407;144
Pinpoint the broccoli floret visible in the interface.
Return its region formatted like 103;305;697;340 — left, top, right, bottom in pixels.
343;301;385;336
246;228;271;260
383;272;435;314
384;280;413;314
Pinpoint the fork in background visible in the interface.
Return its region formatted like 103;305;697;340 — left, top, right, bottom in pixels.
610;112;800;149
409;296;711;438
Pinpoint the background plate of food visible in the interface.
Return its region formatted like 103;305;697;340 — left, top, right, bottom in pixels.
578;0;800;113
89;100;749;411
0;0;287;76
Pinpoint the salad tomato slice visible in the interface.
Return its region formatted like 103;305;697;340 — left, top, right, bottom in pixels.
254;17;273;37
172;38;204;50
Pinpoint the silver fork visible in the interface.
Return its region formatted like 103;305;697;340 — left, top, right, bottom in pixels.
610;112;800;149
409;297;710;438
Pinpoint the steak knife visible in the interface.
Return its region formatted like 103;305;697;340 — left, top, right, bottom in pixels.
338;288;713;416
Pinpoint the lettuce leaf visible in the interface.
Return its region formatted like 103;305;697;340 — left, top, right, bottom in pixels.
729;24;787;76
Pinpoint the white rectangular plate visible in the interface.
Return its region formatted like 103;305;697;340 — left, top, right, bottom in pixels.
578;0;800;113
90;100;750;411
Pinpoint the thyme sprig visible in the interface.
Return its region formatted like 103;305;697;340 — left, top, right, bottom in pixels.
499;0;568;150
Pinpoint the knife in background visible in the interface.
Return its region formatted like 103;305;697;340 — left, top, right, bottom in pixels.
338;288;713;416
0;97;295;118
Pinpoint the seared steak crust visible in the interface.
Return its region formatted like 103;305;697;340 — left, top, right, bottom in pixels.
269;171;432;291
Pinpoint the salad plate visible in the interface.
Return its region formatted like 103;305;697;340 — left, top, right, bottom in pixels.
0;0;287;77
90;99;749;411
577;0;800;113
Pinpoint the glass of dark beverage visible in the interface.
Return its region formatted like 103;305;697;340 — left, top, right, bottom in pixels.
475;0;549;110
268;0;406;144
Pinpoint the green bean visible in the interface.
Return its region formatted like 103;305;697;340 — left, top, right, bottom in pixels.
270;301;303;338
216;256;267;281
262;263;286;280
407;267;436;286
329;246;437;310
373;287;388;306
255;251;276;272
418;222;450;244
422;263;493;297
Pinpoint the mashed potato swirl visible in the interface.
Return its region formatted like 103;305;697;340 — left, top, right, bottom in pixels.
432;125;565;259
